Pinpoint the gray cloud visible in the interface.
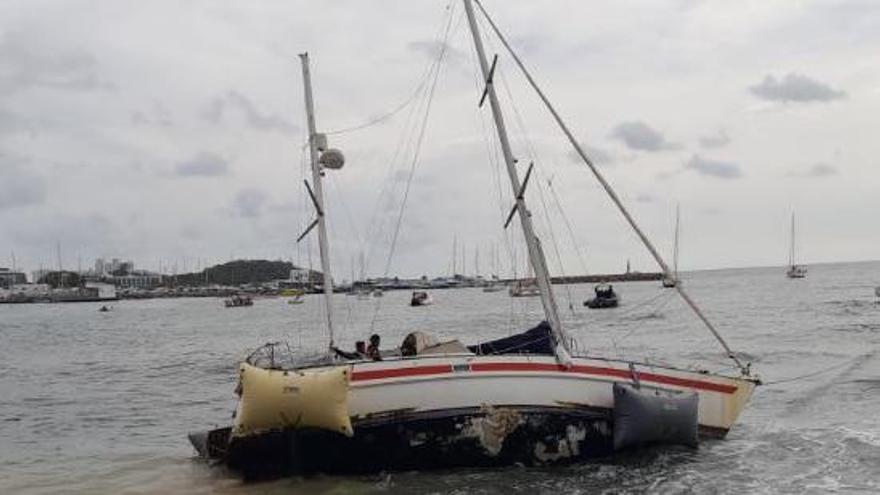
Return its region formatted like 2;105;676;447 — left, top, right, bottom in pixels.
0;28;112;95
9;213;113;251
231;188;268;218
806;163;838;177
699;129;730;149
131;102;173;128
685;154;743;179
0;109;33;135
749;73;845;103
0;153;47;209
569;144;614;165
610;121;679;152
202;91;296;133
174;152;229;177
407;40;467;67
789;162;838;178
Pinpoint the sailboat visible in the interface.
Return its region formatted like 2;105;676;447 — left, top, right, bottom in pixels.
662;204;681;288
189;1;758;477
786;212;807;279
482;243;503;292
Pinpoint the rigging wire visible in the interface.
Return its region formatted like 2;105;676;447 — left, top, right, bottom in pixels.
359;1;459;282
368;1;460;331
464;16;529;334
545;171;590;277
473;0;751;376
486;30;577;316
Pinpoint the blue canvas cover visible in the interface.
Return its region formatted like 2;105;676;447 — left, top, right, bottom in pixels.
468;321;554;355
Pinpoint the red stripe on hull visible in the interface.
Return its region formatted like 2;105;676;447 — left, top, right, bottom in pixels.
351;361;737;394
351;364;453;381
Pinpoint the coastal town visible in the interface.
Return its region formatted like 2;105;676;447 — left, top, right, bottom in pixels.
0;256;660;303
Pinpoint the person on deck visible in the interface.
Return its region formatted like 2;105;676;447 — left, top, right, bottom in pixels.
367;334;382;361
332;340;366;360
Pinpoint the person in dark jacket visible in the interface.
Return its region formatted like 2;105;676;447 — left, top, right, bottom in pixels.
366;334;382;361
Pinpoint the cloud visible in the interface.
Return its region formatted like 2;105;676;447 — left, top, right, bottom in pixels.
749;73;845;103
0;28;112;95
201;91;296;133
806;163;838;177
174;151;229;177
610;121;679;152
568;144;614;165
636;193;656;203
407;40;467;67
131;102;173;127
699;130;730;149
9;213;113;247
0;109;34;135
789;162;838;178
0;153;47;209
231;188;268;218
685;154;742;179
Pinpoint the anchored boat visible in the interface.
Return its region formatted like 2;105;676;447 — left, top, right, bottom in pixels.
584;283;619;309
190;0;758;478
786;212;807;279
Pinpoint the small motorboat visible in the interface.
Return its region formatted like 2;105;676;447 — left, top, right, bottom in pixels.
410;291;433;306
98;305;112;312
225;295;253;308
287;294;305;305
584;283;619;309
874;286;880;298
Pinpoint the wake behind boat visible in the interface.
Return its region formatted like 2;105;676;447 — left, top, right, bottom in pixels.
189;0;758;478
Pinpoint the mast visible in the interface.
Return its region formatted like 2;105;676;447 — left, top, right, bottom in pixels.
673;203;680;279
56;241;64;289
463;0;570;360
299;52;336;348
471;0;750;375
789;212;796;267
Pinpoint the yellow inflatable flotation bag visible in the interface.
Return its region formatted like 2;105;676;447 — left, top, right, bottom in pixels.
232;362;353;438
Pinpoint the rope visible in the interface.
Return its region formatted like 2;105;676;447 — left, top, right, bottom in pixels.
762;360;853;387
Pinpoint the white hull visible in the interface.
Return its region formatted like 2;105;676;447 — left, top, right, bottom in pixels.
282;354;756;435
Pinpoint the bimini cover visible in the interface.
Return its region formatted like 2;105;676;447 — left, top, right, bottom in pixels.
232;363;353;439
467;321;554;355
613;383;698;451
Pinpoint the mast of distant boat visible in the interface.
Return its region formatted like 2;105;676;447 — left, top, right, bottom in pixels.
673;203;680;281
299;52;336;349
789;212;796;269
463;0;570;363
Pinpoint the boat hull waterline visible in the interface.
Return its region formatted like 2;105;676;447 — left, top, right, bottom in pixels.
192;354;756;476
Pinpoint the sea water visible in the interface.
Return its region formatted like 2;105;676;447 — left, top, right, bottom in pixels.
1;261;879;494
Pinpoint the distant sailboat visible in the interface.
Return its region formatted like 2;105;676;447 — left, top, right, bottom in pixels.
786;212;807;279
662;204;681;288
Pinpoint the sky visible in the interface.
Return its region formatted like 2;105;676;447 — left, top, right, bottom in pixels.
1;0;878;280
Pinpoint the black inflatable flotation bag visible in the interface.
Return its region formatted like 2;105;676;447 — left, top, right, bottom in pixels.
613;382;699;451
